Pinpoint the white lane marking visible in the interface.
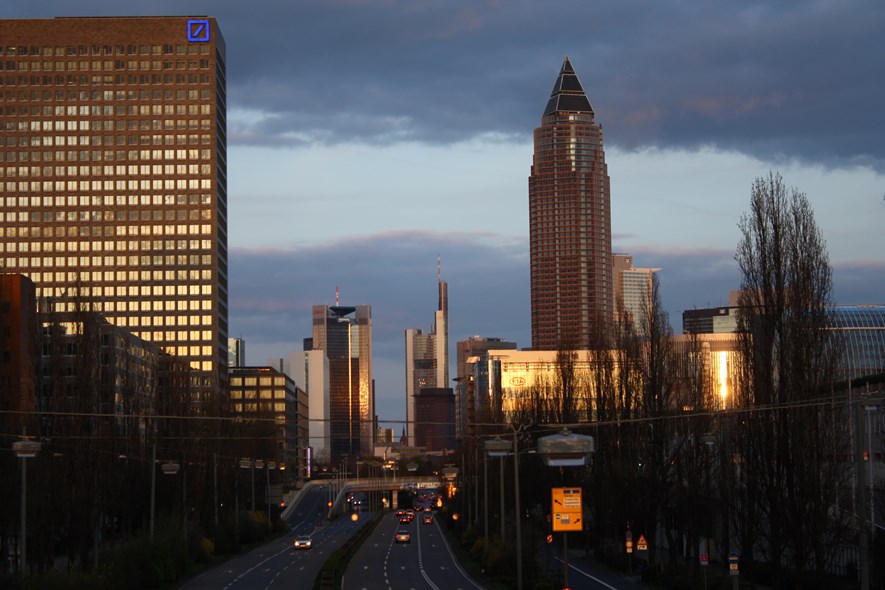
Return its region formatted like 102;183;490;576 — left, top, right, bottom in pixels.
416;517;442;590
554;556;619;590
428;520;487;590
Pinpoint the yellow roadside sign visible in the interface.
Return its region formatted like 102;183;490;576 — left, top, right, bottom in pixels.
551;487;583;532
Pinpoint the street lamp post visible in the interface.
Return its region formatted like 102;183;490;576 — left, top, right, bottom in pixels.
483;448;489;543
485;435;521;590
12;436;41;575
267;462;276;533
538;428;595;590
702;432;716;589
150;442;157;541
149;443;180;541
255;459;266;532
866;405;878;530
485;438;510;539
238;458;253;521
251;459;258;519
513;429;523;590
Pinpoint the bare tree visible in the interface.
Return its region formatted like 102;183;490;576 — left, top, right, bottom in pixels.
731;172;848;583
629;273;680;568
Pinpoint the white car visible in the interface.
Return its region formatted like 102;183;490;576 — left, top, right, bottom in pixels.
293;535;312;549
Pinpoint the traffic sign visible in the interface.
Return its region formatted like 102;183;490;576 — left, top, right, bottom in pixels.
546;534;553;544
626;540;633;554
637;534;648;552
729;552;739;576
551;487;583;532
700;553;709;566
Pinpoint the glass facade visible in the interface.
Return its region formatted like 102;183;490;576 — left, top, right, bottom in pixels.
404;279;448;446
312;305;373;459
529;58;612;350
0;17;228;407
829;305;885;380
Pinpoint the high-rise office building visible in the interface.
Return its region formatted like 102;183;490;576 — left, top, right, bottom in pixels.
404;270;448;447
612;254;660;324
0;17;228;407
228;337;246;368
454;335;517;438
414;387;455;452
529;57;612;350
310;304;373;460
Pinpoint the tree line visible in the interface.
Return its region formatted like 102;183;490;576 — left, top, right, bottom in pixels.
0;290;279;584
455;173;880;589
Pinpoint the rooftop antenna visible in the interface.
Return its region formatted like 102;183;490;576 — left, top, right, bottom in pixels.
437;254;441;283
335;286;339;306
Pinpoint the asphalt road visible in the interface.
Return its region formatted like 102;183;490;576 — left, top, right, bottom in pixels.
179;484;371;590
342;512;486;590
178;486;643;590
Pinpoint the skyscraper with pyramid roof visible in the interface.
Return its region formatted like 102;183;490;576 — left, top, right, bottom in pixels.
529;58;613;350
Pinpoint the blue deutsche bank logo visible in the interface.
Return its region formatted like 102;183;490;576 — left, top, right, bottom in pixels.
187;19;210;42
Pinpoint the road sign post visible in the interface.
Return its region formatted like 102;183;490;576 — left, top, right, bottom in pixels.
552;487;583;590
729;552;740;590
700;552;709;590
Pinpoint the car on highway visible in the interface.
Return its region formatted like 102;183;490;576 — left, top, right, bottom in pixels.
293;535;312;550
422;514;433;525
399;515;411;524
395;529;411;543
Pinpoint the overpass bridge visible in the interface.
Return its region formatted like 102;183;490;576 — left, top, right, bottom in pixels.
281;476;442;520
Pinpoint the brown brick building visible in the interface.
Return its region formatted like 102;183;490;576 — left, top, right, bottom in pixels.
0;274;37;434
0;17;229;409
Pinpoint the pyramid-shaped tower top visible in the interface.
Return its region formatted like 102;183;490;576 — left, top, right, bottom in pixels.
543;57;594;117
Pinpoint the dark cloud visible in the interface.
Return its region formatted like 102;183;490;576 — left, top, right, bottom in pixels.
9;1;883;167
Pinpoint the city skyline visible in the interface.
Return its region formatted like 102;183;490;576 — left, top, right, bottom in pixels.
2;2;883;426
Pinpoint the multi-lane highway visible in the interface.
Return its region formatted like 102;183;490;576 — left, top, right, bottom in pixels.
342;511;486;590
179;484;371;590
178;486;641;590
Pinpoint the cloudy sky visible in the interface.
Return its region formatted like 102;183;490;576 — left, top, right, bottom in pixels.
11;1;885;424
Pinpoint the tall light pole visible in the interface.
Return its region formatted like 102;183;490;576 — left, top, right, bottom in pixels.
238;458;253;521
251;459;257;518
866;405;878;530
483;447;489;543
485;429;525;590
151;457;180;540
485;436;517;587
13;436;41;575
150;442;157;541
149;443;180;541
473;441;479;528
855;401;871;590
267;461;276;533
513;428;523;590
